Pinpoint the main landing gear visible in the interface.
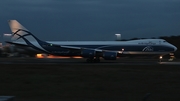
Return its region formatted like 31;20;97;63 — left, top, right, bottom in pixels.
86;57;100;63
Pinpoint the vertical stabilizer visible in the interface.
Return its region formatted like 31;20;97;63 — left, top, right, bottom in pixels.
8;20;30;42
8;20;49;53
8;20;28;33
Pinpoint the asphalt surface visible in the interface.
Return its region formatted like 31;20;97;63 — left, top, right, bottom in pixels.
0;57;180;101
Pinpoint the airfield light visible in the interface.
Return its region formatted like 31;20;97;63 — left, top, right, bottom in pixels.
3;34;12;36
3;33;12;42
159;56;163;62
115;34;121;41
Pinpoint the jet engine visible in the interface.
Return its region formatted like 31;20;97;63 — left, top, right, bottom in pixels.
81;49;95;58
103;51;117;60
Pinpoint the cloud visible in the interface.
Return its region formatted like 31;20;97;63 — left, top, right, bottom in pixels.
0;0;180;41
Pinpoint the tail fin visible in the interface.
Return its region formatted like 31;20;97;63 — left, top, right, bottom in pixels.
8;20;49;53
8;20;39;42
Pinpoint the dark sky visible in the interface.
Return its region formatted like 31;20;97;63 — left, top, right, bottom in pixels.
0;0;180;41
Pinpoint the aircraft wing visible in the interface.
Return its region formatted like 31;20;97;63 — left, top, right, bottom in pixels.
60;45;121;61
60;45;82;50
60;45;120;53
60;45;104;51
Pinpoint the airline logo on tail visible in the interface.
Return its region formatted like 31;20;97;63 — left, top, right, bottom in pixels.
8;20;49;53
8;20;37;42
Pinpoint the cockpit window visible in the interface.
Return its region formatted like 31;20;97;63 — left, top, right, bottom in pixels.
163;41;167;42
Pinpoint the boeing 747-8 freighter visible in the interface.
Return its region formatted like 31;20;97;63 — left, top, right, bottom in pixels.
6;20;177;62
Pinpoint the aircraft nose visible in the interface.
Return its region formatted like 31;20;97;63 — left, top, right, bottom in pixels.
169;44;177;52
174;46;177;51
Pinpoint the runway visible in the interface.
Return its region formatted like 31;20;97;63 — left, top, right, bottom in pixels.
0;57;180;65
0;57;180;101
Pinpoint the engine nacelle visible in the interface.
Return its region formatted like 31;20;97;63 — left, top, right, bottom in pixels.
103;51;117;60
81;49;95;58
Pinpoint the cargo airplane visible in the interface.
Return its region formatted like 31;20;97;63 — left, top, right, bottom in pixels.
6;20;177;62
